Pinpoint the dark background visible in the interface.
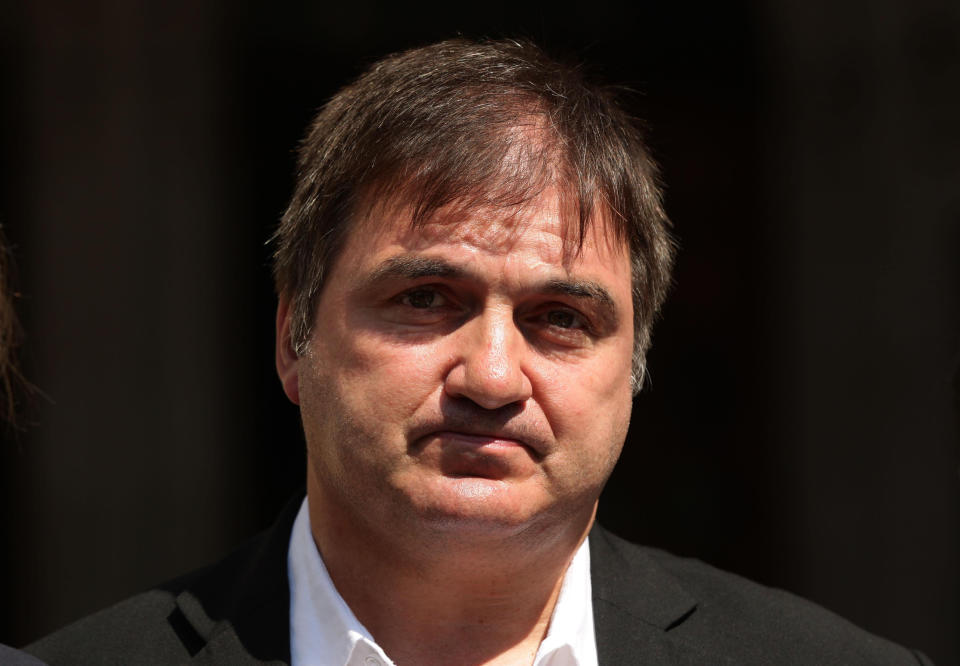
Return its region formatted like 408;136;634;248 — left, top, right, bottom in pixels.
1;0;958;662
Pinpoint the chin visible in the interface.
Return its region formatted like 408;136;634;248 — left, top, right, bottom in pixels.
404;477;562;538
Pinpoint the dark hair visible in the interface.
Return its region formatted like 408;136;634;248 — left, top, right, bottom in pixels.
272;37;674;391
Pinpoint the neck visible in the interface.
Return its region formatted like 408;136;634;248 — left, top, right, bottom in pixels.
306;481;595;666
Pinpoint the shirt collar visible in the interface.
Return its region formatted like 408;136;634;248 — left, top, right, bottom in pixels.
288;499;392;666
534;529;597;666
288;497;597;666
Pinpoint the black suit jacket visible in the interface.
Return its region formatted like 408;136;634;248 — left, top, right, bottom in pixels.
27;496;932;665
0;644;46;666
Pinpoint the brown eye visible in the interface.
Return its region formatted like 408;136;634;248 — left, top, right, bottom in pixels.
401;289;444;309
546;310;578;329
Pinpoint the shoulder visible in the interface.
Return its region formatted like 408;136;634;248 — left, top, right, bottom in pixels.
0;644;48;666
589;526;933;665
23;566;217;664
26;496;302;665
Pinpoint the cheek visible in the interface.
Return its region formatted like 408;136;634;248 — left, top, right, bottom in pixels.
538;354;633;474
538;351;632;426
321;331;447;424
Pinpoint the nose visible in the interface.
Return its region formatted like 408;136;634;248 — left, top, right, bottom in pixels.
443;309;533;410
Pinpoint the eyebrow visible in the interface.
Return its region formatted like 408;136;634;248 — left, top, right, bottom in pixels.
542;279;620;330
362;255;468;286
542;279;615;309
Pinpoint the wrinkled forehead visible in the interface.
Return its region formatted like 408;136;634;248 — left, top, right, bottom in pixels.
350;186;627;271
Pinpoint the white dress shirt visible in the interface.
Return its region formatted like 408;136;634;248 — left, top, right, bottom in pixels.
288;498;598;666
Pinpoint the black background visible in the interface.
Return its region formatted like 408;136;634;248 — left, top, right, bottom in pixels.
1;1;957;663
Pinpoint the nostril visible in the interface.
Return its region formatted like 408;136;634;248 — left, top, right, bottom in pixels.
444;393;525;418
443;358;531;410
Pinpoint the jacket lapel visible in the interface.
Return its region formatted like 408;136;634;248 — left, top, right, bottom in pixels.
166;503;713;665
171;495;304;664
590;525;721;665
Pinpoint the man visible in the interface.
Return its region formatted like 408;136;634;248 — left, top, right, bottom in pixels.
28;38;930;665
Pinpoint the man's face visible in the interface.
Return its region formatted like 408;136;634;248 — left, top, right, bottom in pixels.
277;188;635;545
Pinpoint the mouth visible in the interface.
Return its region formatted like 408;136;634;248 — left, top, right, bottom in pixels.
423;430;539;479
410;425;547;460
431;430;531;450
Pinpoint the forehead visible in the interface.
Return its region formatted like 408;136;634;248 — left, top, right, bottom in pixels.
344;187;629;276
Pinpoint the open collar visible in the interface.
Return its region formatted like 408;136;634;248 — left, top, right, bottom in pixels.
164;500;712;665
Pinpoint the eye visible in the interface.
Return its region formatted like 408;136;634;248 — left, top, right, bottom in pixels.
399;288;447;309
527;306;593;347
545;309;579;329
380;285;464;329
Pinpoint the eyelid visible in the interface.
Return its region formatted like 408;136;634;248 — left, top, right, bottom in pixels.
399;286;448;307
553;309;587;329
392;283;467;310
527;303;594;334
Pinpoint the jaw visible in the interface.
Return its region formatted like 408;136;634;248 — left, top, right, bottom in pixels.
306;446;599;567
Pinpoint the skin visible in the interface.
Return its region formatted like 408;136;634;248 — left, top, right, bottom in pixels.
276;188;635;665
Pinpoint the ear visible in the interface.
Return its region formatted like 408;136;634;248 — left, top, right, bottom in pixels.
275;297;301;405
